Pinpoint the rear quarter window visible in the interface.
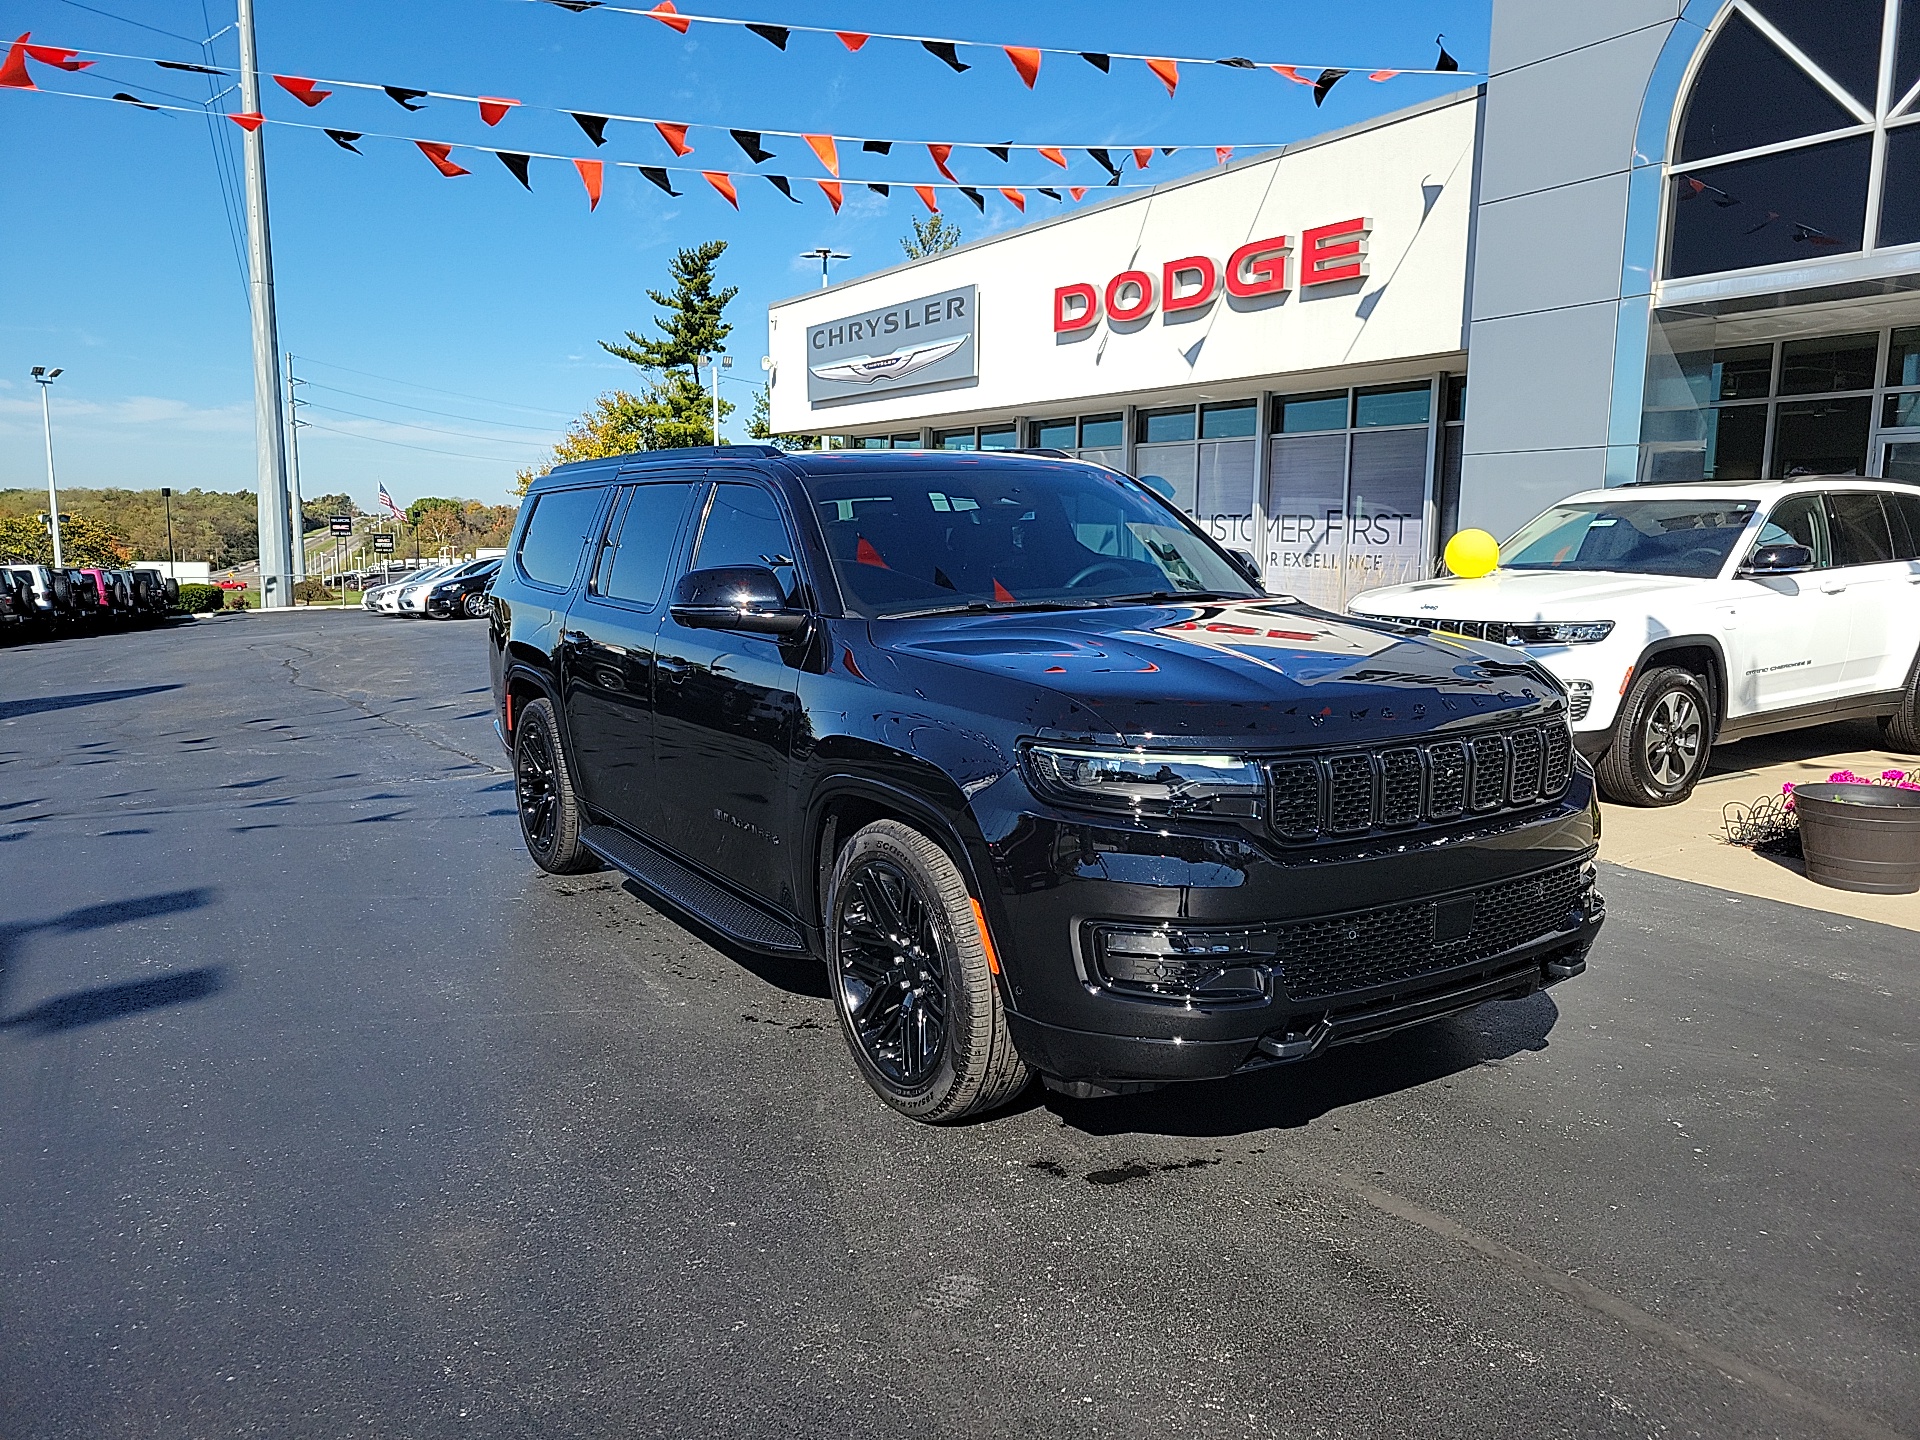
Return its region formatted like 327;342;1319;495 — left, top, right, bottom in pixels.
517;486;607;588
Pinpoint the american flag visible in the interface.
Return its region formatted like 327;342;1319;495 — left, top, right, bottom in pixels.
377;482;405;521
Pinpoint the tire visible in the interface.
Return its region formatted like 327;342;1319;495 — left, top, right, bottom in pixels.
826;820;1032;1123
511;697;595;874
49;571;71;609
1596;665;1714;806
1879;660;1920;755
463;592;490;619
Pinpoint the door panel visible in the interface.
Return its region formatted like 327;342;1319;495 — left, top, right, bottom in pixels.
1724;493;1849;715
560;479;700;834
651;482;807;909
1826;490;1910;691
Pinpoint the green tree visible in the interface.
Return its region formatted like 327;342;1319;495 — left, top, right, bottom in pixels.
406;497;466;550
302;493;357;531
601;239;738;389
0;514;131;568
746;387;819;451
512;380;731;495
901;214;963;259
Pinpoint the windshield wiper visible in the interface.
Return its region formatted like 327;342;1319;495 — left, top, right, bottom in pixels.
883;598;1108;619
1092;589;1251;605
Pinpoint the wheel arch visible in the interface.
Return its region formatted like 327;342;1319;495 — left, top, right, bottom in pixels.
1634;634;1728;732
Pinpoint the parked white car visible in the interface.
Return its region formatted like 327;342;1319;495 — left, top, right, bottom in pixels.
1348;479;1920;805
373;565;456;614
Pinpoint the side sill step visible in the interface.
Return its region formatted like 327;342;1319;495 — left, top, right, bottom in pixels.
580;824;806;954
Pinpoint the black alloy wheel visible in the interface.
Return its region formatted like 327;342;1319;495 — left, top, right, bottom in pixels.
511;697;594;873
827;820;1032;1122
463;591;490;619
1596;665;1714;807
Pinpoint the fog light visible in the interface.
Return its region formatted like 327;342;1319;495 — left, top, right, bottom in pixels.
1086;923;1277;1004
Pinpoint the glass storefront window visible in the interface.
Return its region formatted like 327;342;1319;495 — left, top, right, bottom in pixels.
1885;327;1920;388
1137;406;1196;442
1033;419;1077;449
1772;395;1872;475
1668;135;1872;278
935;427;977;450
978;425;1018;450
1704;404;1767;479
1200;401;1256;439
853;436;889;449
1880;124;1920;248
1884;393;1920;428
1079;414;1123;447
1780;334;1877;395
1273;391;1348;433
890;434;921;449
1443;374;1467;422
1353;383;1431;428
1134;442;1198;511
1676;12;1857;164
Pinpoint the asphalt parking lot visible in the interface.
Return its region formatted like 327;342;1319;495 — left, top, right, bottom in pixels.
2;611;1916;1440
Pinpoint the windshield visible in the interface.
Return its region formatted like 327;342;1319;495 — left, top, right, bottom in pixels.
804;461;1259;617
1502;499;1758;578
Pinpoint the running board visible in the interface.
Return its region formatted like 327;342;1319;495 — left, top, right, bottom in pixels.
579;824;807;955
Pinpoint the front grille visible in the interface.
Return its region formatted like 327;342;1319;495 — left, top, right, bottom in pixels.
1265;720;1574;844
1273;862;1586;1002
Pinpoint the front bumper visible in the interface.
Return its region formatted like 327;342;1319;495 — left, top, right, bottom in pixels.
982;771;1604;1086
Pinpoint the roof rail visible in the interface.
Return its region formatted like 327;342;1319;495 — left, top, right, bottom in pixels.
549;444;786;477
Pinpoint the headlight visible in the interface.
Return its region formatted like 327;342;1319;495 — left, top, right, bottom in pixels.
1025;744;1264;817
1514;621;1614;645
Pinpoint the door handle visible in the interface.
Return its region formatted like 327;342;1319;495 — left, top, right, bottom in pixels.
656;655;691;682
1819;581;1847;594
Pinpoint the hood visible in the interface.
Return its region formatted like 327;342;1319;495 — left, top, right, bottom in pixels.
1350;569;1701;618
874;600;1557;748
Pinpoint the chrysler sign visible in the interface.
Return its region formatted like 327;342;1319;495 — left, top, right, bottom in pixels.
806;285;977;403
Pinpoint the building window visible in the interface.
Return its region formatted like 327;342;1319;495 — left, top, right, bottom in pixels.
1136;406;1197;443
978;425;1019;450
934;427;977;450
1274;391;1348;433
1079;413;1124;447
1032;418;1077;449
1664;3;1920;280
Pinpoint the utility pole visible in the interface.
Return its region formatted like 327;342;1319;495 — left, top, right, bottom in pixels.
237;0;293;607
285;352;307;580
801;247;849;288
708;353;732;445
161;487;177;577
31;367;64;568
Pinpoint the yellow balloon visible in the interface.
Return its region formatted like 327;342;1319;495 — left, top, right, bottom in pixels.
1444;528;1500;579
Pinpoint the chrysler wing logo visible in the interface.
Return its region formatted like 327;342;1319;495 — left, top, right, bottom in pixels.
809;335;967;386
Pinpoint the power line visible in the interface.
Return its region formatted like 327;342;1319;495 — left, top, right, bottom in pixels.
301;419;531;463
299;380;567;431
56;0;202;44
302;399;552;446
293;357;578;417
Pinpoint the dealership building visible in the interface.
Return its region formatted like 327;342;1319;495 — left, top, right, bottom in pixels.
766;1;1920;608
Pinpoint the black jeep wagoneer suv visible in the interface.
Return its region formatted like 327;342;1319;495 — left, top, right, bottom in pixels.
490;447;1603;1122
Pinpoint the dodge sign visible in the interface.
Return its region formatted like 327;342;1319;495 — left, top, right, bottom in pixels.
806;286;977;404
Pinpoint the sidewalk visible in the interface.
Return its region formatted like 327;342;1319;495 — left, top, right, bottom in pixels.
1600;718;1920;932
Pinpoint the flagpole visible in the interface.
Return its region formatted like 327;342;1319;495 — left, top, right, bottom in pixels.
237;0;294;608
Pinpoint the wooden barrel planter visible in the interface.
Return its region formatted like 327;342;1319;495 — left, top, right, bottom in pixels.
1792;783;1920;895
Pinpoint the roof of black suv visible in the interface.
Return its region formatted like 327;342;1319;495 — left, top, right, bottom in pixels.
531;445;1100;492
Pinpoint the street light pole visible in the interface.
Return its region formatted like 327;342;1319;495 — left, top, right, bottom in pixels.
236;0;294;607
286;352;307;581
708;353;733;445
161;486;177;578
801;247;850;288
31;367;65;568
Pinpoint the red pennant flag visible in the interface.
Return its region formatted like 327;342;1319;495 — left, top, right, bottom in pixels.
24;39;91;73
574;157;603;210
818;179;843;212
804;134;839;177
1146;58;1179;96
478;96;519;126
927;144;958;182
1369;69;1401;81
1215;147;1233;164
836;31;869;51
654;122;692;156
1132;147;1153;170
914;184;939;213
855;536;888;568
703;171;739;208
229;111;265;132
273;74;331;106
1003;46;1041;89
1038;146;1068;169
1271;64;1314;85
0;35;36;89
999;186;1026;213
416;140;470;177
992;579;1016;602
647;2;690;33
1069;186;1087;201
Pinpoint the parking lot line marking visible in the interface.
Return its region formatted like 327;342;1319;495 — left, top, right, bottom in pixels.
1333;1172;1910;1440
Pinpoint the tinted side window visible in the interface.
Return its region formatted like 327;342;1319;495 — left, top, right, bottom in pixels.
596;482;695;606
1827;492;1896;566
1885;491;1920;560
692;484;799;601
517;486;606;588
1755;494;1830;566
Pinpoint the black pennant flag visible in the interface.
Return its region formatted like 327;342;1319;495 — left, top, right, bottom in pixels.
986;145;1010;162
325;129;363;152
746;23;790;50
572;112;609;146
1160;146;1176;156
1216;56;1256;68
959;185;986;212
731;129;775;163
867;182;891;197
921;40;970;72
1087;148;1120;178
764;174;801;202
861;140;892;155
1037;187;1061;200
1080;52;1111;72
496;151;533;189
156;59;225;74
639;166;681;196
542;0;602;10
1106;171;1121;187
1436;36;1459;72
1313;68;1348;105
384;86;428;111
111;92;160;110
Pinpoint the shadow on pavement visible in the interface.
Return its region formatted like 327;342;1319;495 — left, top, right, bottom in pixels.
0;685;184;723
0;888;218;1015
1038;991;1560;1139
2;966;228;1036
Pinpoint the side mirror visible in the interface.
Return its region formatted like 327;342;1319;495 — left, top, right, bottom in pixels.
1740;542;1815;576
670;565;809;637
1227;547;1263;586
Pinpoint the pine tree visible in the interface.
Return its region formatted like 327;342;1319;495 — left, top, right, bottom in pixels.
600;240;738;387
901;214;963;259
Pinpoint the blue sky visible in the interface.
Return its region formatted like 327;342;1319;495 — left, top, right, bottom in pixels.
0;0;1490;509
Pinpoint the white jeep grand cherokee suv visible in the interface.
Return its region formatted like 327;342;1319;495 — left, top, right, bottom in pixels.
1348;479;1920;806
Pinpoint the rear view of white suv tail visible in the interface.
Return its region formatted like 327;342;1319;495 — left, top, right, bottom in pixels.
1348;480;1920;805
